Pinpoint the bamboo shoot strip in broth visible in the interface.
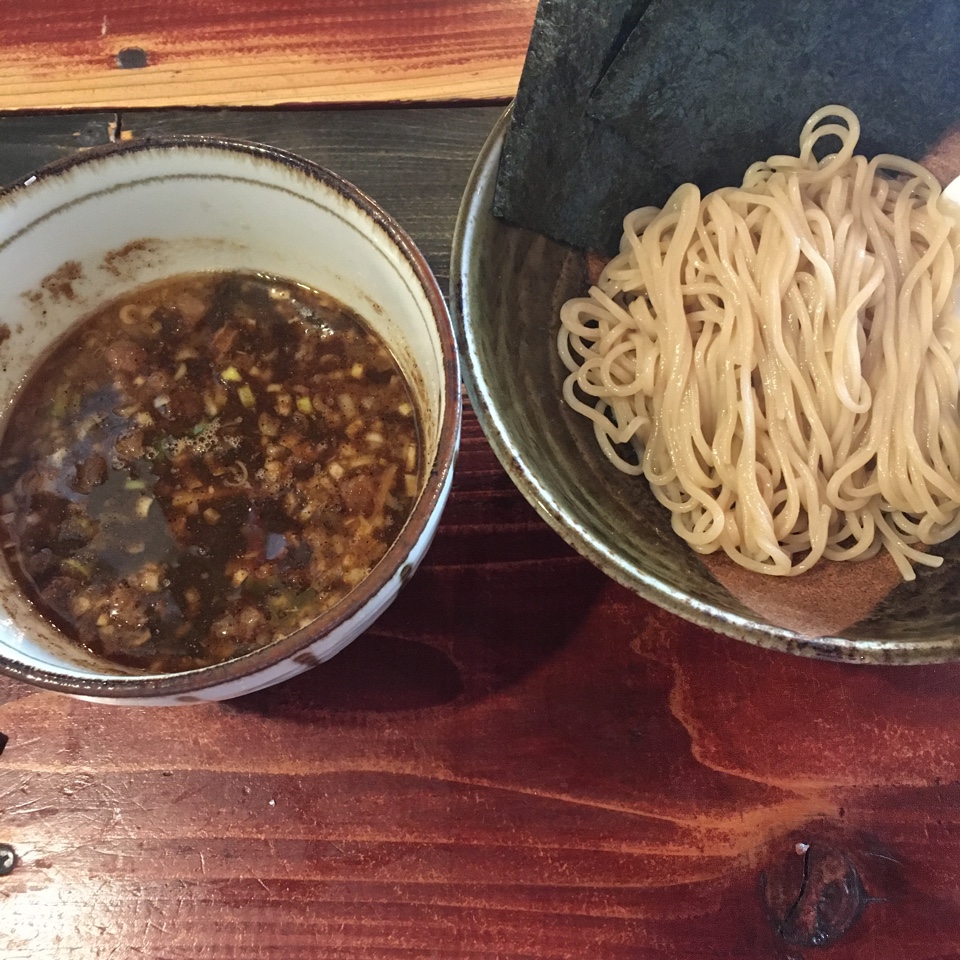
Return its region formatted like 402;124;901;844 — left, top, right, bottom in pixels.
0;272;421;673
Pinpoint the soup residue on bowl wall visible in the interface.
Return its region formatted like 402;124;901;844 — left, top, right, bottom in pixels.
0;271;421;673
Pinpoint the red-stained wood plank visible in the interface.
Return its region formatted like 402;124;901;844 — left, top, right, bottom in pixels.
2;106;960;958
0;0;538;110
3;407;960;958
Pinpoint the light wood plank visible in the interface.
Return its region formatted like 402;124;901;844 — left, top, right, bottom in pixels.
0;0;537;110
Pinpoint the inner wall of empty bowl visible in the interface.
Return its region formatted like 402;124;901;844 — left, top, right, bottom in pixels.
0;145;446;676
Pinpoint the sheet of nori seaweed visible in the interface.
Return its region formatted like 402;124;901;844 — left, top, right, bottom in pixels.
494;0;960;254
492;0;654;253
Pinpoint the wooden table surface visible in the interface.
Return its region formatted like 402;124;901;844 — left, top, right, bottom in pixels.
4;10;960;960
0;0;538;110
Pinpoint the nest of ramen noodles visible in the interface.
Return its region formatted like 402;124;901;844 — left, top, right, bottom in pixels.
558;105;960;580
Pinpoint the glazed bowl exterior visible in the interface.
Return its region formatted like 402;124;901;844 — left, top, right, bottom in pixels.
0;138;460;703
451;108;960;665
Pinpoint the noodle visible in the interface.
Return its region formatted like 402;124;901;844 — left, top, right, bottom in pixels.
558;105;960;579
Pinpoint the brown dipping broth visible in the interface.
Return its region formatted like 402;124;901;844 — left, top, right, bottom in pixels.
0;272;421;672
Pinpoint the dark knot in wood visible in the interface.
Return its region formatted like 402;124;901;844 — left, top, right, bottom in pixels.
760;840;866;948
116;48;149;70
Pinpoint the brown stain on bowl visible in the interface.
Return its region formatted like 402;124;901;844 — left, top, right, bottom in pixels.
40;260;83;301
101;238;162;277
293;650;322;668
701;550;904;638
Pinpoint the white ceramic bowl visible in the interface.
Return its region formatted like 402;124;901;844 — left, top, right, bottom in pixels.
0;138;460;704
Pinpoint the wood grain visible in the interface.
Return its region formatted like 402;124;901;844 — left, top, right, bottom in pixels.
0;113;116;177
4;415;960;957
0;0;537;110
3;107;960;958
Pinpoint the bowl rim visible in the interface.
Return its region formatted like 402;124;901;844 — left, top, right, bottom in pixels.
0;134;462;696
450;106;960;666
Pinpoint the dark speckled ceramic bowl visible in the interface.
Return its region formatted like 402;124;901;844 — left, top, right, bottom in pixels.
451;109;960;665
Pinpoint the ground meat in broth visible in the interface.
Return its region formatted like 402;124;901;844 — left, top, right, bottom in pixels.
0;272;421;673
